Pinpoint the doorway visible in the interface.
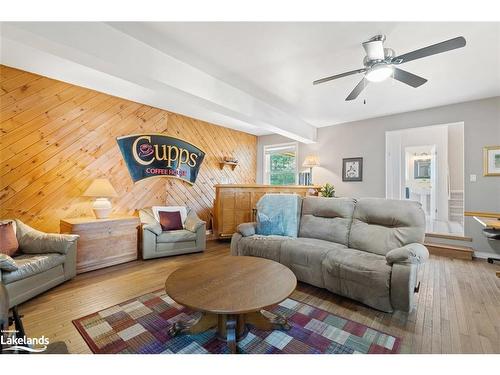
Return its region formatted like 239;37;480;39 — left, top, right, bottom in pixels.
386;122;464;235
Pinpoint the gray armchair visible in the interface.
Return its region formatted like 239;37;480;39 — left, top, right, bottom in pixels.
0;220;78;308
139;207;206;259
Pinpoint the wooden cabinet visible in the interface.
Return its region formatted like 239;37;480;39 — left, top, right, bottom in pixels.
213;184;317;238
60;216;139;274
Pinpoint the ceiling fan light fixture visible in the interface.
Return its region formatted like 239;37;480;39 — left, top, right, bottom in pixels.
365;64;394;82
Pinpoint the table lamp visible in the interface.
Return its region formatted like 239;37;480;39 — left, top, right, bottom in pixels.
83;178;118;219
302;155;320;185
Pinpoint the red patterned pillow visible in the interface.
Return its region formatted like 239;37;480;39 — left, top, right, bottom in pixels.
0;222;19;256
158;211;183;231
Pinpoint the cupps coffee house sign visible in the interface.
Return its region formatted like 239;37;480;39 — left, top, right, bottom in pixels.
116;134;205;184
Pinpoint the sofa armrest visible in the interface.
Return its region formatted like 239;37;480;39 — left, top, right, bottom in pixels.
143;222;162;236
195;222;206;251
230;232;242;256
0;254;18;272
237;222;257;237
184;210;205;233
15;220;79;255
386;243;429;265
63;239;77;280
1;283;8;330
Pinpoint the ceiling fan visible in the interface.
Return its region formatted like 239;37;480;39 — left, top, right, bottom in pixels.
313;35;466;101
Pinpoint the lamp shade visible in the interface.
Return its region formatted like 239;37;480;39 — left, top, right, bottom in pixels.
302;155;320;168
83;178;118;198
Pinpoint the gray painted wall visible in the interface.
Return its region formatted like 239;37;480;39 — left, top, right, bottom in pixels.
448;124;464;191
257;96;500;257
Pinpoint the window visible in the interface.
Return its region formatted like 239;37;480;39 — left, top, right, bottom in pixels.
263;142;298;185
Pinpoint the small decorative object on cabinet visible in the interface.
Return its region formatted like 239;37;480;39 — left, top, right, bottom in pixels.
483;145;500;176
342;157;363;182
82;178;118;219
319;183;336;197
60;216;139;274
302;155;320;185
298;171;311;186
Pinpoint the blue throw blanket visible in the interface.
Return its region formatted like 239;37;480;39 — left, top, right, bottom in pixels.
256;193;302;237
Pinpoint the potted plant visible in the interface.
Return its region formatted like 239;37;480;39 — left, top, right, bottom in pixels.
319;183;335;198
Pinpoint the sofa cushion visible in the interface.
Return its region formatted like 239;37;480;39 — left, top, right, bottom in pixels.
256;211;284;236
349;198;425;256
152;206;188;226
233;235;287;262
159;211;183;231
256;194;302;237
2;253;66;285
280;237;346;288
299;197;356;246
322;248;393;312
156;230;196;243
0;221;19;257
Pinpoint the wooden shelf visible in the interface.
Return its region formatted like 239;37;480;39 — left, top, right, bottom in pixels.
219;161;239;170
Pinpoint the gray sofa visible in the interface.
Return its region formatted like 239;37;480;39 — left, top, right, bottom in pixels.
231;196;428;313
0;220;78;308
139;207;206;259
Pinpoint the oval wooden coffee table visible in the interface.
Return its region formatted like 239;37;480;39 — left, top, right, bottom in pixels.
165;256;297;353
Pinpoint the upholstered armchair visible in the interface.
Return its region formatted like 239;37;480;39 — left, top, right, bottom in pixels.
0;220;78;308
139;207;206;259
0;283;8;340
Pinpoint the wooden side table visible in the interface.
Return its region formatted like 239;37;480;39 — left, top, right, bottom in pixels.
60;216;139;274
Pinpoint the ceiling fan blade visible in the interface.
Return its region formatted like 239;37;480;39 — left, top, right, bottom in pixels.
392;68;428;88
394;36;466;64
345;78;368;101
313;68;366;85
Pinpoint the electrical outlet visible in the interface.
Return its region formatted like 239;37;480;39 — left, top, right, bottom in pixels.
470;174;477;182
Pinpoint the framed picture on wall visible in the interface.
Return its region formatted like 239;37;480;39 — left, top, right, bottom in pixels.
483;145;500;176
342;157;363;182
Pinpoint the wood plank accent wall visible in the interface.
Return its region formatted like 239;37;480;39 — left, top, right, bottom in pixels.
0;65;257;232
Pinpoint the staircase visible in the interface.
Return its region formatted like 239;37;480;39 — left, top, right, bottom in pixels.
448;190;464;227
424;241;474;260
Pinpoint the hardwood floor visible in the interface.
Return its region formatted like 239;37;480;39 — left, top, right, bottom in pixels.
17;241;500;354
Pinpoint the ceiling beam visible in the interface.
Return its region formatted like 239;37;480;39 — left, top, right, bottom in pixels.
0;22;317;143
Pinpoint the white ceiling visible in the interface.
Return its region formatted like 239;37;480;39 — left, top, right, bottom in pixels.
2;22;499;142
110;22;500;127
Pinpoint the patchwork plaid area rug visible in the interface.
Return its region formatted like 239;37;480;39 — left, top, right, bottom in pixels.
73;290;401;354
